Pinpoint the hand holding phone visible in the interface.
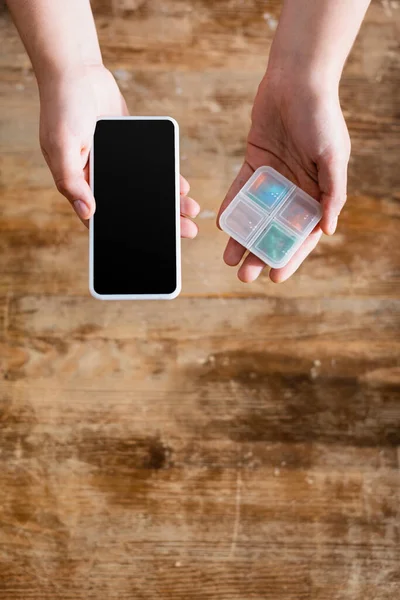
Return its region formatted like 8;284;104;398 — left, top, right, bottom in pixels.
90;117;197;300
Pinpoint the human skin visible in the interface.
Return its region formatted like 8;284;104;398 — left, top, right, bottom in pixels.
5;0;200;237
218;0;371;283
6;0;372;271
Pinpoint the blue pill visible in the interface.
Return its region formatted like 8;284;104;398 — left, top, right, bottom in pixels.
248;178;288;210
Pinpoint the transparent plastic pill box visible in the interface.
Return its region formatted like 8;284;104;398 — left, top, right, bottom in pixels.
220;166;322;269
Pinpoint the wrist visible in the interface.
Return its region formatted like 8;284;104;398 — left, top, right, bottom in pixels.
250;65;341;139
266;54;342;99
36;58;105;88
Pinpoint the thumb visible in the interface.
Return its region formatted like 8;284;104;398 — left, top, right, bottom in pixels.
318;152;349;236
42;136;95;223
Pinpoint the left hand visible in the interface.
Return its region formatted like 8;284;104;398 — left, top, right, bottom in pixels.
38;64;200;237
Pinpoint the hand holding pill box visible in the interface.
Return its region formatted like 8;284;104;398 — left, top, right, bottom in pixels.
220;167;322;269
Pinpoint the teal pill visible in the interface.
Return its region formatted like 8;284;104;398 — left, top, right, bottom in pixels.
254;223;297;263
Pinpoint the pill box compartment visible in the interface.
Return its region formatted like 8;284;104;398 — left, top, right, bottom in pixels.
278;188;321;235
221;194;266;245
245;168;292;211
252;221;298;267
220;166;322;269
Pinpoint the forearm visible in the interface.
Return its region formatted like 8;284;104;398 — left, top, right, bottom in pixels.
5;0;102;84
268;0;371;88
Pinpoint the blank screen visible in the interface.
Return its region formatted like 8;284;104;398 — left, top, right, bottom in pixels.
92;119;178;296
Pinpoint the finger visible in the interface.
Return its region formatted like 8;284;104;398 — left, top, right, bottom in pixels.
223;237;246;266
43;136;95;222
180;195;200;219
181;216;198;239
180;175;190;196
237;253;266;283
217;162;254;229
120;94;130;116
318;154;348;236
269;227;323;283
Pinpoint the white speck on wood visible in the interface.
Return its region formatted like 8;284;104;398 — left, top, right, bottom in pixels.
199;210;216;219
113;69;131;82
263;12;278;30
381;0;393;16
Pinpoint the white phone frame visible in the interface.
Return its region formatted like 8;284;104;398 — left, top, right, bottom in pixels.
89;116;181;300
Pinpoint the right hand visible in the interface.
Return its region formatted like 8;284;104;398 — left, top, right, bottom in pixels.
39;65;199;237
217;72;351;283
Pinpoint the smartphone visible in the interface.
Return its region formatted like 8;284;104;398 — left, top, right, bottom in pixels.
89;117;181;300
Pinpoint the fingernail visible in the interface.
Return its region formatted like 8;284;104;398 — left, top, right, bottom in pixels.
74;200;89;219
193;205;201;218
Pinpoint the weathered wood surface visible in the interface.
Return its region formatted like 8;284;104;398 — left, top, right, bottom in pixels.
0;1;399;599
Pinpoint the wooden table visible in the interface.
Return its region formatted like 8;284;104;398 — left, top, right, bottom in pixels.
0;1;399;598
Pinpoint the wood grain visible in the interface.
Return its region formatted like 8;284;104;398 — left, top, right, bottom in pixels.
0;1;399;599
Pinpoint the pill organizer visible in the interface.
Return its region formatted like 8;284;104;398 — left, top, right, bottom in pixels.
220;166;322;269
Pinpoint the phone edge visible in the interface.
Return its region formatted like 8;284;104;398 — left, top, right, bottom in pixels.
88;116;182;301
